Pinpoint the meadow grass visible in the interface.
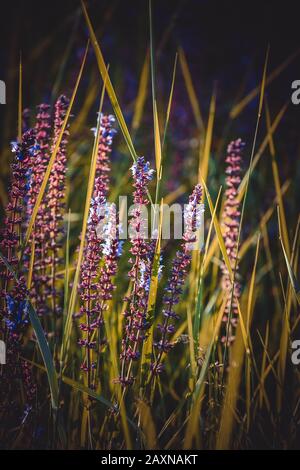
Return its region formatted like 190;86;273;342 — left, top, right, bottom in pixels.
0;1;299;451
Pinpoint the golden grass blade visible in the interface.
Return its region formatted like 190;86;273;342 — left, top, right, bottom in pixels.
132;50;150;133
201;178;233;282
245;233;260;430
199;85;216;184
265;99;291;258
153;101;162;179
193;186;222;343
237;45;269;223
63;209;71;321
230;48;300;118
278;210;300;305
247;233;261;332
276;211;300;411
178;46;205;132
70;73;98;136
162;52;178;148
259;322;270;409
137;400;157;449
187;304;197;382
26;237;35;290
183;298;226;448
216;295;252;449
81;0;137;161
23;42;89;249
236;301;250;355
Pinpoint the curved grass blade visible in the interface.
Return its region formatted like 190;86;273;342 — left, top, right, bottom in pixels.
81;0;137;162
132;50;150;133
178;46;204;132
28;303;59;410
278;209;300;305
199;85;216;185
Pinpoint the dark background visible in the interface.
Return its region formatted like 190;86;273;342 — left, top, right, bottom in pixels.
0;0;300;178
1;0;300;107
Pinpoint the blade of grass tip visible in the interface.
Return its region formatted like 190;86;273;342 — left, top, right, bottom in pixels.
178;46;205;132
18;52;22;141
132;50;150;134
81;0;137;162
230;47;300;119
199;84;216;185
0;252;59;410
153;101;162;181
265;98;291;258
161;52;178;149
238;102;288;200
278;209;300;305
22;41;89;254
61;76;107;365
149;0;163;215
149;0;156;119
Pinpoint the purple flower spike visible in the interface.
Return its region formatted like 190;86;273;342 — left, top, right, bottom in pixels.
0;127;38;413
221;138;244;346
44;95;70;317
25;103;52;316
151;184;203;376
79;114;119;389
117;156;155;387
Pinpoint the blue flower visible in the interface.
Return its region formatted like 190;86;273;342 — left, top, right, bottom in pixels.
5;295;29;332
